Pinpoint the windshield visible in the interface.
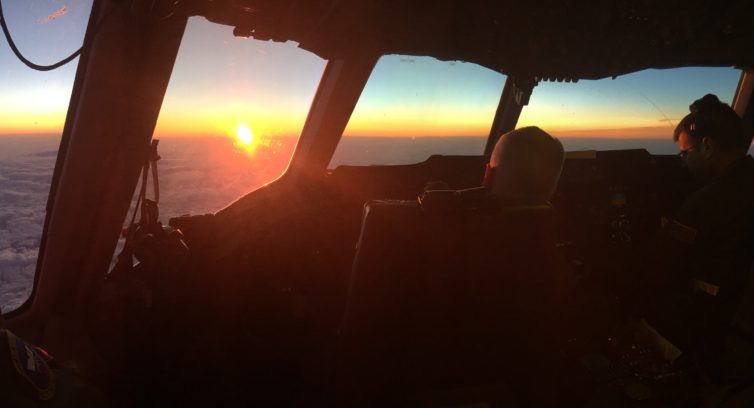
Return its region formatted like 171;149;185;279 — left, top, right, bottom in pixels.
329;55;505;167
329;63;743;168
0;0;92;313
105;17;326;269
143;16;325;219
518;67;742;154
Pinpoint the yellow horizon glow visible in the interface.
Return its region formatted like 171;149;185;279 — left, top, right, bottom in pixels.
517;103;679;139
0;124;676;139
343;109;493;137
151;99;311;139
0;84;675;139
0;103;675;140
233;123;259;154
547;125;673;139
0;86;73;134
236;124;253;144
0;110;67;135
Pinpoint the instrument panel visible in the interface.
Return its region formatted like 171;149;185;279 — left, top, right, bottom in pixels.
552;149;696;293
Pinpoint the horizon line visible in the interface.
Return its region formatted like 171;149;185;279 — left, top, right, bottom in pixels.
0;132;673;140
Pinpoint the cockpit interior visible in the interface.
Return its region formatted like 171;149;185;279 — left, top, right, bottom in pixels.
1;0;754;406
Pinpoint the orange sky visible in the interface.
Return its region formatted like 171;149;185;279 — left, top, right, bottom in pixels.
547;126;674;139
0;8;742;142
0;109;679;140
142;113;677;142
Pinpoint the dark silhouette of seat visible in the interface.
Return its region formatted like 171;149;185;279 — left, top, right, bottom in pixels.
335;188;578;405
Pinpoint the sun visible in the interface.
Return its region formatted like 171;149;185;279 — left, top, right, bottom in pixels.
236;124;254;146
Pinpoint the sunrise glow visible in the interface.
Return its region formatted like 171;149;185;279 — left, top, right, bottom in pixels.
237;124;253;144
232;123;258;153
0;11;741;140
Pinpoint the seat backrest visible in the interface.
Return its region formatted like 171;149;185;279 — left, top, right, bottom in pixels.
336;190;575;404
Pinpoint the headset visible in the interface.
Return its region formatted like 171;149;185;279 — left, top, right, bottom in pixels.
684;94;746;152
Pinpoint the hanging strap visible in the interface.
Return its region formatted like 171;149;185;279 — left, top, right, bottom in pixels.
138;140;161;226
150;140;160;203
112;140;161;275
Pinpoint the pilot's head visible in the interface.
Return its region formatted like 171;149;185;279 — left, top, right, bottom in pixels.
674;94;747;181
484;126;565;203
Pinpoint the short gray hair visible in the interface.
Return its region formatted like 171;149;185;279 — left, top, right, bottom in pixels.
489;126;565;202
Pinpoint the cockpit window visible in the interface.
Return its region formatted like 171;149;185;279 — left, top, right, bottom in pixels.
149;17;325;218
518;67;742;154
0;0;93;313
329;55;506;167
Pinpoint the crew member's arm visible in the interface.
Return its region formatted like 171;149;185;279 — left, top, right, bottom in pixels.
625;203;700;316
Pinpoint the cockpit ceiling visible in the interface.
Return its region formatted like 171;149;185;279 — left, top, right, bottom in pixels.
178;0;754;80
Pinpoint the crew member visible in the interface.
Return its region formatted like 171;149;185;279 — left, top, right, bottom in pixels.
638;94;754;384
483;126;565;203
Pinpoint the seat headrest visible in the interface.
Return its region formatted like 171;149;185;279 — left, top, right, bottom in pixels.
418;187;552;215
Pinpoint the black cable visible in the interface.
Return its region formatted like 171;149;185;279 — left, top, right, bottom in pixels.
0;0;83;71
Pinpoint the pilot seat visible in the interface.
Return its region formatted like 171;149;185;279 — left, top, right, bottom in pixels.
335;187;582;406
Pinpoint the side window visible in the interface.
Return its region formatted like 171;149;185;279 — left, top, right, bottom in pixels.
143;17;326;220
518;67;742;154
0;1;93;313
329;55;505;167
106;16;326;269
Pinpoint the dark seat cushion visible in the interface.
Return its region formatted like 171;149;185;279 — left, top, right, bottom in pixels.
337;193;577;403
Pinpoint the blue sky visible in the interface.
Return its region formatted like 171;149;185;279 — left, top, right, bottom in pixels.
0;0;89;133
0;1;744;138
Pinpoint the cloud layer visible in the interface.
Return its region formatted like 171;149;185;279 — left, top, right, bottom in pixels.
0;136;57;312
1;135;692;312
0;136;295;312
